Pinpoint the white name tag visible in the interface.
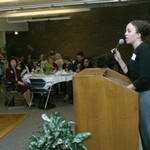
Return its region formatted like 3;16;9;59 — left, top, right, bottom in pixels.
131;53;136;60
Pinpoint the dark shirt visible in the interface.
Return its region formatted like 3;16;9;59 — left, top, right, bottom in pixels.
6;67;22;85
62;62;74;71
72;59;84;72
127;42;150;92
6;67;30;93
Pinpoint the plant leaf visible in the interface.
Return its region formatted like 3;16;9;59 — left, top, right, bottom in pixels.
73;132;91;143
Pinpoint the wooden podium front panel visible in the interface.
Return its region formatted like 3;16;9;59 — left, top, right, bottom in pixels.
73;69;138;150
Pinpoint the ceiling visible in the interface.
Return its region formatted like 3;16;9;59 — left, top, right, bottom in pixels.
0;0;149;23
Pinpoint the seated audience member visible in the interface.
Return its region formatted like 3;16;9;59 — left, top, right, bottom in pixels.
82;58;93;69
26;56;36;72
37;54;47;68
73;51;84;73
17;56;25;71
54;53;64;70
62;56;74;72
6;57;31;106
46;56;59;95
47;56;58;72
62;56;74;103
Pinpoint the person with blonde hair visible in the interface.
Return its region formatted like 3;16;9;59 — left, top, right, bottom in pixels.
54;53;64;70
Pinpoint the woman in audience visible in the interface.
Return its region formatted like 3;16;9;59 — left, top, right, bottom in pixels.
82;57;93;69
6;57;31;106
54;53;64;70
47;56;58;72
26;55;36;72
37;54;47;68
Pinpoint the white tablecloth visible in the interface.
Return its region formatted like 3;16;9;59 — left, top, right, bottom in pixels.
23;72;75;88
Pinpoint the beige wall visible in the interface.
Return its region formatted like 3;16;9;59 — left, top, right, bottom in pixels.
6;3;150;61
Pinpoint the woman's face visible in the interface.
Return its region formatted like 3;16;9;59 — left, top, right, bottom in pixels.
125;23;140;44
10;59;17;68
83;59;89;67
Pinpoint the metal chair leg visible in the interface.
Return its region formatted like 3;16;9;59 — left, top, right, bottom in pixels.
44;91;51;109
29;93;34;107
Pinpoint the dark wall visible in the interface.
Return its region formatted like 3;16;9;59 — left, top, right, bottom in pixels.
6;32;29;58
6;3;150;61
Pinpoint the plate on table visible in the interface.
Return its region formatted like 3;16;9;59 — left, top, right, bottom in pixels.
60;73;72;76
44;71;55;75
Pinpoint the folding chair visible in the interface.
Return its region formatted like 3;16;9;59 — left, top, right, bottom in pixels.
29;78;53;109
0;75;5;102
2;78;25;108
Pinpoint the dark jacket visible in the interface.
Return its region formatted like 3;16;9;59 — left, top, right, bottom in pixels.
6;67;22;86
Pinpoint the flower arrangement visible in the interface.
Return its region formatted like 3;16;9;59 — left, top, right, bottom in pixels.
25;112;91;150
43;63;53;74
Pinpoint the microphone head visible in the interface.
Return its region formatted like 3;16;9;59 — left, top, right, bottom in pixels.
118;38;125;45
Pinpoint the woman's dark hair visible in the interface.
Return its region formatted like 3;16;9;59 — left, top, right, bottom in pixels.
8;56;18;67
130;20;150;39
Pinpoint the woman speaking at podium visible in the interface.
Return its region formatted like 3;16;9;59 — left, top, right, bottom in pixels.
111;20;150;150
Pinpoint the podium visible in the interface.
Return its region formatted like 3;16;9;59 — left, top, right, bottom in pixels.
73;68;138;150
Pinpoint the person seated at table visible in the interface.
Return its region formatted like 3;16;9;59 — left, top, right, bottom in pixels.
43;56;58;74
72;51;84;73
62;56;74;72
54;53;64;70
37;53;48;69
47;56;58;72
26;55;36;72
61;56;74;103
6;56;31;106
48;55;60;95
16;56;25;71
19;56;36;77
82;57;93;70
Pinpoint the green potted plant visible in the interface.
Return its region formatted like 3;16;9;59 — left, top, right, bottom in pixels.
25;111;91;150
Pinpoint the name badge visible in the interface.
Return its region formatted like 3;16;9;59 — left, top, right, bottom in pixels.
131;53;136;60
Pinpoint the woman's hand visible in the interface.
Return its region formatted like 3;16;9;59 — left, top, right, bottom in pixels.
111;48;122;62
17;81;25;86
111;48;128;74
127;84;136;90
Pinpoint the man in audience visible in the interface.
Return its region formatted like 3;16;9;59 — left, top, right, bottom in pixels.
73;51;84;73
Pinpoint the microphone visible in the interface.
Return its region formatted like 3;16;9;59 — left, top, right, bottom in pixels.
115;38;125;49
113;38;125;54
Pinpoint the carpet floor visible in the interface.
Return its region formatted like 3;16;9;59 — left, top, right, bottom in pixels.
0;114;28;138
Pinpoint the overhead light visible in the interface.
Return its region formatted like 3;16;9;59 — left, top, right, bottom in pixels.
7;16;71;23
5;8;90;18
0;1;85;12
14;31;18;35
0;7;90;18
0;0;18;2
